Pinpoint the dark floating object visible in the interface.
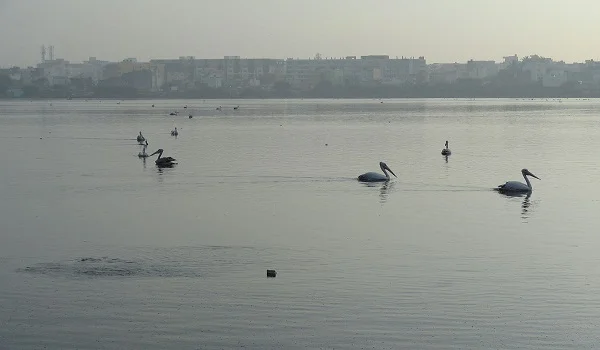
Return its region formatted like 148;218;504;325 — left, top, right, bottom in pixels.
233;105;239;110
441;141;451;155
189;115;193;118
152;104;155;107
267;269;277;278
325;143;328;146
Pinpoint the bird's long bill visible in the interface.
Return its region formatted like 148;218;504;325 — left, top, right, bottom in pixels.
385;165;397;178
525;170;540;180
149;150;160;156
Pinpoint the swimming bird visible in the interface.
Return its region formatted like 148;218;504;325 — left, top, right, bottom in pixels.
495;169;540;193
149;149;177;167
441;141;451;155
137;132;145;143
169;111;178;116
138;140;149;158
358;162;397;182
171;127;178;136
234;105;239;110
216;106;222;111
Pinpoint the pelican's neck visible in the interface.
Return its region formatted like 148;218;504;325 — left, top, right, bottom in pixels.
381;165;390;179
523;173;532;189
156;150;163;159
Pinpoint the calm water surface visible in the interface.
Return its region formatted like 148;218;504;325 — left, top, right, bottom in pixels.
1;98;600;349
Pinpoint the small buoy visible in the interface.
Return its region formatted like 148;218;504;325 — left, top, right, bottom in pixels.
267;269;277;278
325;143;328;146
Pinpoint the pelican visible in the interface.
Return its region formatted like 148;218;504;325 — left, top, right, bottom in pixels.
171;127;178;136
441;141;451;155
149;149;177;167
358;162;397;182
495;169;540;193
136;132;145;143
234;105;239;110
169;111;178;116
138;140;149;158
216;106;222;111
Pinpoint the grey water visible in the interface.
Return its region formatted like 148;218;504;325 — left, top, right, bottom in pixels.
1;98;600;349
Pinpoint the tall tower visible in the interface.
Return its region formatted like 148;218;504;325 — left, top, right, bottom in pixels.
48;45;54;61
41;45;46;63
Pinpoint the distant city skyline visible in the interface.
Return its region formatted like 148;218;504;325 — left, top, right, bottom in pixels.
2;0;600;67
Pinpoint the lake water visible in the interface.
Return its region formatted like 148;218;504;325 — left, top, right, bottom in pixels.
1;98;600;349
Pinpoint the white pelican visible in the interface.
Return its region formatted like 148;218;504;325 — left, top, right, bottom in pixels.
441;141;451;155
136;132;145;143
171;127;178;136
149;149;177;167
495;169;540;193
358;162;397;182
138;140;149;158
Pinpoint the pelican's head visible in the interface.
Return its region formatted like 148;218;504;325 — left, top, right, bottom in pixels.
521;168;540;180
445;140;449;147
380;162;397;178
149;149;163;156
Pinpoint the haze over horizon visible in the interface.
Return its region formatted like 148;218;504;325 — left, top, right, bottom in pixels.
1;0;599;67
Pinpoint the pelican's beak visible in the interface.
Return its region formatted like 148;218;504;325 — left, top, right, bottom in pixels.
149;150;159;156
385;164;397;178
527;171;540;180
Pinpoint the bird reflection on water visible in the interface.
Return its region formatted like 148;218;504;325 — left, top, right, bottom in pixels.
497;191;535;221
362;181;396;204
521;194;532;220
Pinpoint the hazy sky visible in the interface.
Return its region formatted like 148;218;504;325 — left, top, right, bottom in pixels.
1;0;599;67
